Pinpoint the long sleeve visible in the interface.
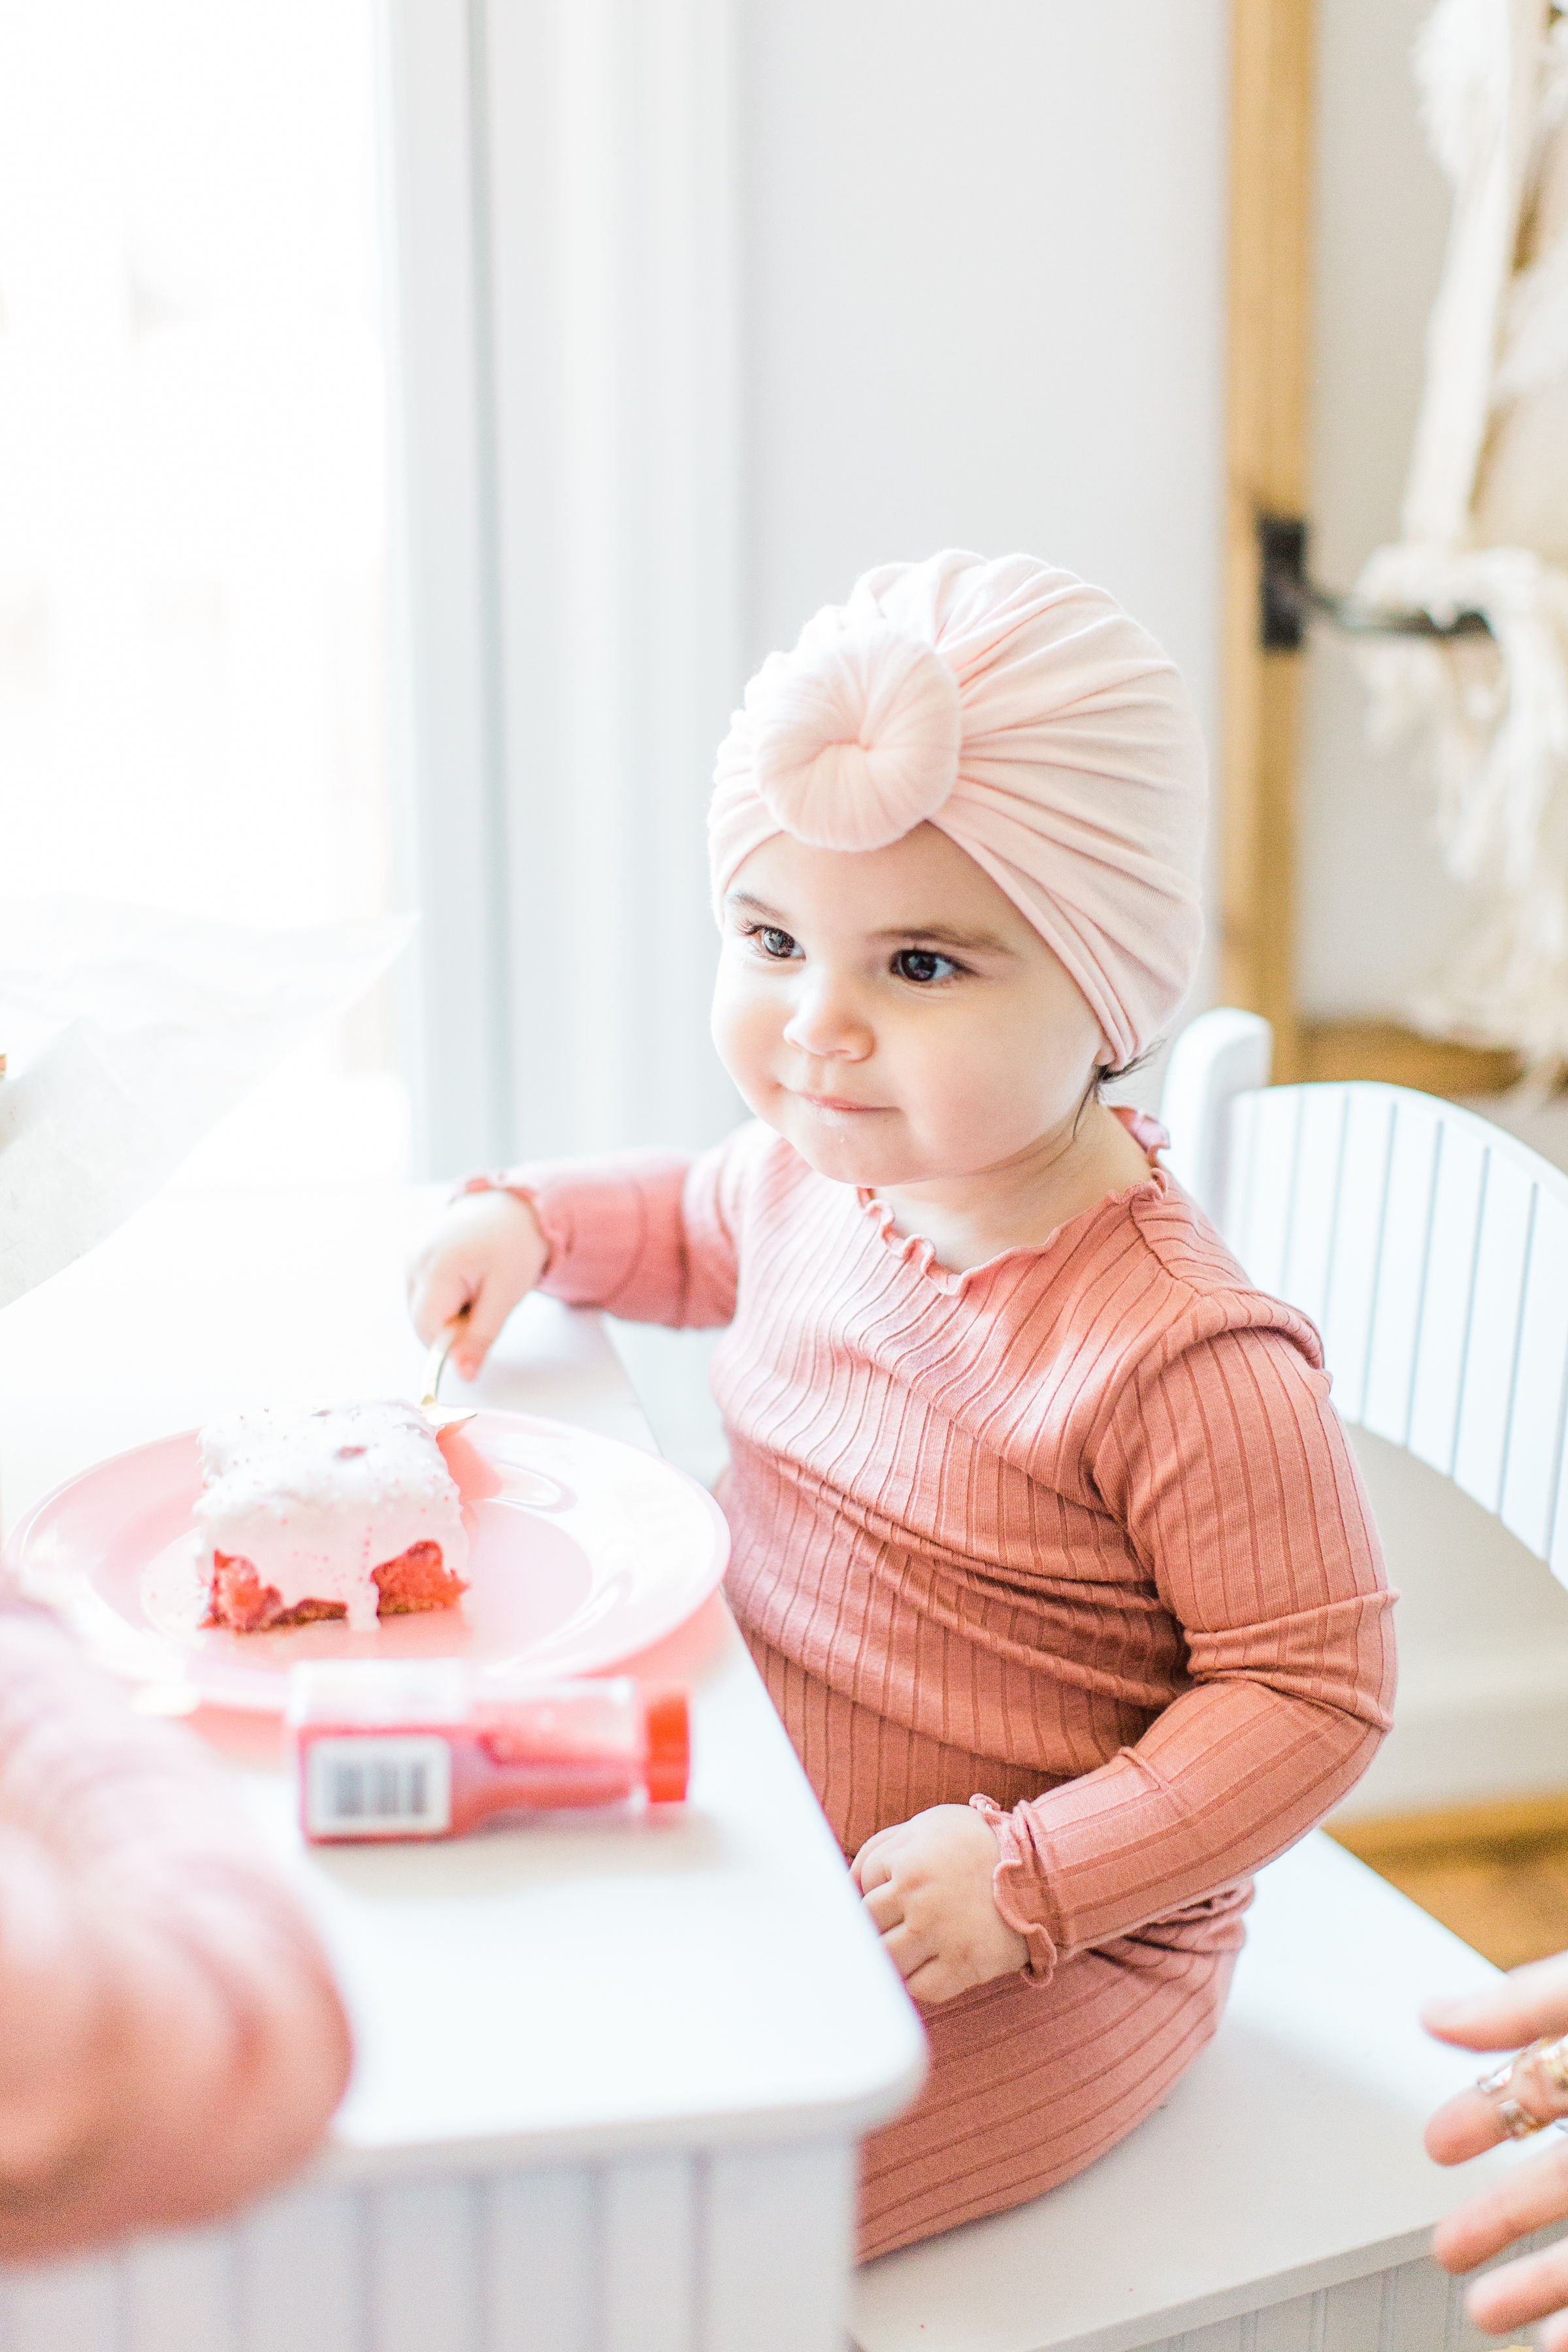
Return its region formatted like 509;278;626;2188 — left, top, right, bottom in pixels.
980;1324;1395;1977
0;1609;351;2258
491;1126;764;1328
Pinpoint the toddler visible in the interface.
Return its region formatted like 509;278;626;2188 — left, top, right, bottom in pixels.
408;551;1394;2258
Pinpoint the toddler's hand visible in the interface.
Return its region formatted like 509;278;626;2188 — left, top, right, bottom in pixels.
406;1190;549;1379
851;1803;1028;2007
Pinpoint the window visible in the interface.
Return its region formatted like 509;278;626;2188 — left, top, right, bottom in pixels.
0;0;405;1178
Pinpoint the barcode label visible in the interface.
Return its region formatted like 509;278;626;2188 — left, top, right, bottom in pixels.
304;1735;453;1838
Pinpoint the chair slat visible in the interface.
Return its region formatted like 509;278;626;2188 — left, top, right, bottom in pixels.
1545;1324;1568;1590
1362;1096;1443;1450
1228;1087;1302;1300
1407;1124;1491;1479
1503;1188;1568;1561
1220;1090;1259;1267
1318;1090;1398;1429
1281;1088;1350;1333
1174;1034;1568;1567
1550;1455;1568;1593
1452;1155;1536;1514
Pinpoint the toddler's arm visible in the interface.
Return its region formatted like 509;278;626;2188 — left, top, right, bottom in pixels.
972;1320;1395;1982
409;1132;757;1376
0;1606;351;2257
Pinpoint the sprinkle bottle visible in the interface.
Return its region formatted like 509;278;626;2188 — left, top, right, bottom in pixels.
288;1661;689;1842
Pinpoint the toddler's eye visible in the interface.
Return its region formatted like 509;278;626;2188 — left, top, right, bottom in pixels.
755;926;800;960
893;948;956;985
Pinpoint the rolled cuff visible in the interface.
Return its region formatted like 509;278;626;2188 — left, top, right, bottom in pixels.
455;1154;708;1323
455;1173;554;1279
457;1174;510;1200
970;1794;1058;1987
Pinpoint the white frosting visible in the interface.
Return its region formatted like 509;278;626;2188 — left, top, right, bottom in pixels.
195;1402;470;1633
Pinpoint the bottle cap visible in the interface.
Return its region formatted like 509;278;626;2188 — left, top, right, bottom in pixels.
644;1688;690;1803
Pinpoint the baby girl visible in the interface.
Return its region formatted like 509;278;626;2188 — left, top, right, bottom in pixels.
408;551;1394;2257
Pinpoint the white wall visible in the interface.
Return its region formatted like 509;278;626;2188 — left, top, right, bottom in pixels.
742;0;1230;751
738;0;1230;1113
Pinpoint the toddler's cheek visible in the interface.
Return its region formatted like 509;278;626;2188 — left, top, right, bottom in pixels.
710;980;779;1109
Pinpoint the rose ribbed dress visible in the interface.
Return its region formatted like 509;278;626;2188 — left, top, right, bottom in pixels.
499;1115;1394;2259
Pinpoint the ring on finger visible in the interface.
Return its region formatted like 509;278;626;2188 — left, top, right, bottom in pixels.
1477;2036;1568;2137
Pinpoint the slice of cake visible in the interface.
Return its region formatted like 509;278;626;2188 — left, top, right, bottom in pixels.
195;1402;470;1634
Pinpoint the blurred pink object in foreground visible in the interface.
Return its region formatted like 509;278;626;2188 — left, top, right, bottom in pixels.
0;1604;350;2258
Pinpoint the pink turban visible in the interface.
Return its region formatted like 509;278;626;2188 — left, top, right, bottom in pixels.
709;551;1207;1070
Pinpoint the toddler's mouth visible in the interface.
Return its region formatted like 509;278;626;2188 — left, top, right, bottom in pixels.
791;1090;888;1117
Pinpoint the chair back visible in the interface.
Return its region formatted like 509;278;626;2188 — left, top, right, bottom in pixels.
1161;1008;1568;1580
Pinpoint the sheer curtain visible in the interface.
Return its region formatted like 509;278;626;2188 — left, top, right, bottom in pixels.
381;0;745;1175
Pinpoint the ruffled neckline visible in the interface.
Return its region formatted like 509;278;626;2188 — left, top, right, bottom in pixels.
855;1103;1170;1296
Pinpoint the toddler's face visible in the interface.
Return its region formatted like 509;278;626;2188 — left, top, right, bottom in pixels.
711;825;1105;1190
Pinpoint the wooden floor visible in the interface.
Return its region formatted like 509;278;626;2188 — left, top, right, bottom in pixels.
1332;1794;1568;1971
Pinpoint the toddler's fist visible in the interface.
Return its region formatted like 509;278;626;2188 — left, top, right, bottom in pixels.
406;1190;549;1379
851;1803;1029;2007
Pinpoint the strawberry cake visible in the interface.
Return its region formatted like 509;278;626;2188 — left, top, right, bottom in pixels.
195;1402;470;1634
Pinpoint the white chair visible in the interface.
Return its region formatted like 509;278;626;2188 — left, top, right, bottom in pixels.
851;1009;1568;2352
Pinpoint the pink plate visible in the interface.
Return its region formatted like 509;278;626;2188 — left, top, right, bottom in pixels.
1;1411;730;1712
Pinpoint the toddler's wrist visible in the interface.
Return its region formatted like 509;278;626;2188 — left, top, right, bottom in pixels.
452;1177;551;1274
969;1794;1058;1985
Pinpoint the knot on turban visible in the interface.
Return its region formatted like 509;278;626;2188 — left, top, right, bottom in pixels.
753;621;962;852
710;550;1207;1070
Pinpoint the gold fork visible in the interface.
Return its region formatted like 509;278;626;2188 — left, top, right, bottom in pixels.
420;1309;478;1429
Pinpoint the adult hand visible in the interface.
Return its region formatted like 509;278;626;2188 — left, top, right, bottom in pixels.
1425;1953;1568;2348
405;1190;549;1379
851;1804;1028;2006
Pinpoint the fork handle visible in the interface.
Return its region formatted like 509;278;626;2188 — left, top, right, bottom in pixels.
420;1310;470;1411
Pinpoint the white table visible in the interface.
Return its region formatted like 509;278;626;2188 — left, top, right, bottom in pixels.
0;1177;926;2352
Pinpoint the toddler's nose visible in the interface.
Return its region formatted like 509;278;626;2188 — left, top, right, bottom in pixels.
781;973;873;1061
